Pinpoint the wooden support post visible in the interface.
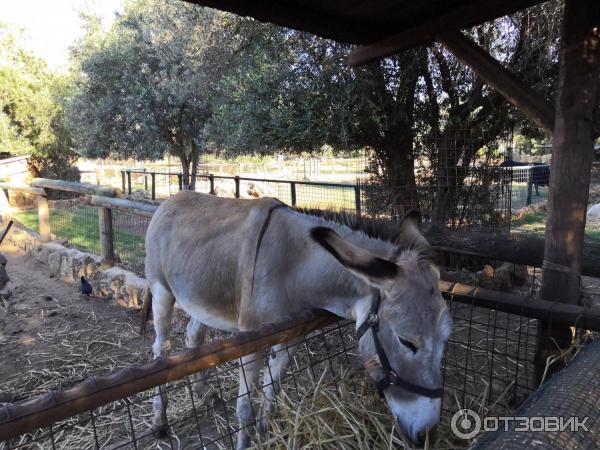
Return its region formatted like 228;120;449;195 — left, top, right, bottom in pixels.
535;0;600;383
354;185;362;215
234;176;240;198
151;172;156;201
436;30;555;133
177;174;183;191
121;171;126;192
144;169;148;192
37;190;50;243
98;207;116;268
290;182;297;206
127;171;132;196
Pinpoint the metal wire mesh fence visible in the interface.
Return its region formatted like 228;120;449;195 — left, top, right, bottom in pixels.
1;289;597;450
112;210;150;275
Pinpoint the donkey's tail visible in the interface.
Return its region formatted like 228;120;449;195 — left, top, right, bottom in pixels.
140;286;153;337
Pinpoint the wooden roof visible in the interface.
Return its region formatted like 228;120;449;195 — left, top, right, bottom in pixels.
184;0;546;45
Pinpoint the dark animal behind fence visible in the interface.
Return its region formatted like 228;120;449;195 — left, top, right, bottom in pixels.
500;160;550;195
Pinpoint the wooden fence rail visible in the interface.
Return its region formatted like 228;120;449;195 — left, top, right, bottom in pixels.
0;310;339;441
1;280;600;442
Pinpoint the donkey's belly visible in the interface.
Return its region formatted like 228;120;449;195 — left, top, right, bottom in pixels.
176;295;240;332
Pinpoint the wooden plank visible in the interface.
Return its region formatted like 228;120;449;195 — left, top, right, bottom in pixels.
86;195;158;218
436;31;555;133
536;0;600;382
348;0;546;65
423;226;600;278
30;179;118;198
0;184;45;196
440;280;600;331
37;191;50;243
0;310;339;441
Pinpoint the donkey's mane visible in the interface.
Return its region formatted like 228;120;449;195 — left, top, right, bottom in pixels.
293;207;435;264
294;207;401;242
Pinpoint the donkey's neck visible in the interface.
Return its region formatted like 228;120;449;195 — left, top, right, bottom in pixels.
281;209;397;321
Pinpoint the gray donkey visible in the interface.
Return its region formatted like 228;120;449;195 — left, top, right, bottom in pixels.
143;191;452;449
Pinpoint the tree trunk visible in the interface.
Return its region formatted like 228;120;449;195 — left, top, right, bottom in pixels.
536;0;600;383
189;142;200;191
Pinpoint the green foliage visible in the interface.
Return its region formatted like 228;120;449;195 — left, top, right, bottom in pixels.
0;24;79;180
67;0;247;187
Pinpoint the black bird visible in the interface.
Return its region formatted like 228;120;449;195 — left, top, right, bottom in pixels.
80;276;93;296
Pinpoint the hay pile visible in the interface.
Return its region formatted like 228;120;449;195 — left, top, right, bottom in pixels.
250;368;466;450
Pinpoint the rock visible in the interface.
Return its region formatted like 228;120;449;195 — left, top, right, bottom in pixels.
541;154;552;165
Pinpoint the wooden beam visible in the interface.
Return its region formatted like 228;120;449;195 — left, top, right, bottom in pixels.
536;0;600;381
0;310;339;441
436;30;555;133
348;0;546;66
87;195;158;218
30;179;119;198
423;226;600;279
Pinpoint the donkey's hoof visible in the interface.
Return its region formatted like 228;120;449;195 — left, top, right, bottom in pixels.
151;422;169;439
258;417;270;436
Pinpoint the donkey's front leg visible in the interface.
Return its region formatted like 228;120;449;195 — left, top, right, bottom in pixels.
236;352;263;450
150;283;175;437
259;341;300;434
185;318;211;398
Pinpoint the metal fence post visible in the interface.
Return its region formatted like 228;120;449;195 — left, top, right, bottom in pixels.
209;174;216;195
354;185;362;215
126;170;132;196
37;189;51;243
151;172;156;201
290;182;297;206
234;176;240;198
98;207;116;268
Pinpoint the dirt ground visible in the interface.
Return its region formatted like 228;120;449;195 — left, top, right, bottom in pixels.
0;243;190;405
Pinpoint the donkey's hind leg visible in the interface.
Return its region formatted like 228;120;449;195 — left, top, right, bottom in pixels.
236;352;263;450
150;282;176;437
185;318;212;397
259;340;301;434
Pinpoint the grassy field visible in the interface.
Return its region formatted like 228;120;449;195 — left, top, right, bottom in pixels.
512;211;600;243
13;207;146;271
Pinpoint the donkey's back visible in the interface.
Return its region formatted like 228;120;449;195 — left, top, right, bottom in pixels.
145;191;283;331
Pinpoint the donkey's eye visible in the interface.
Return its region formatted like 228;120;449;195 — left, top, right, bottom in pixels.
397;336;418;354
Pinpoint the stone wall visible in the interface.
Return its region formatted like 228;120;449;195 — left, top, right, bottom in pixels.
5;224;145;309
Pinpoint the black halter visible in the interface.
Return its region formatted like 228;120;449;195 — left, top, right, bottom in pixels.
356;291;443;399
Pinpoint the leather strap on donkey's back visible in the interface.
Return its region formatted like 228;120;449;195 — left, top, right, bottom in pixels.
356;291;443;399
251;201;287;296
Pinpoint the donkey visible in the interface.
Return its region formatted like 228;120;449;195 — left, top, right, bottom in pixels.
143;191;452;449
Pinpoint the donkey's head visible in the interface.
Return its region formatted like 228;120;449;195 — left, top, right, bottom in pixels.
311;213;452;447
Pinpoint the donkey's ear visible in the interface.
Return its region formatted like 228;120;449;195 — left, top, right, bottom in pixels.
310;227;399;285
397;210;430;249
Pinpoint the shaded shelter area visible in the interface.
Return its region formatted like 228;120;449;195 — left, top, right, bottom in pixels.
185;0;600;381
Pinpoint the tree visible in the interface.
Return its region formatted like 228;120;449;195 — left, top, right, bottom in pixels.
0;24;78;180
211;2;563;222
68;0;244;189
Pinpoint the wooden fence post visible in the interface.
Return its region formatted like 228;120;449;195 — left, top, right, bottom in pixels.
177;174;183;191
98;207;116;268
37;190;51;243
121;171;126;193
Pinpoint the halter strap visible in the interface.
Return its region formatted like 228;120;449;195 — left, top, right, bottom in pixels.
251;202;286;295
357;291;443;399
